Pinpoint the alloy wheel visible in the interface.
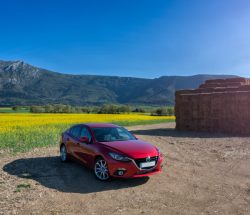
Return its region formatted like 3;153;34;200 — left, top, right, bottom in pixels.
94;159;109;180
60;145;67;162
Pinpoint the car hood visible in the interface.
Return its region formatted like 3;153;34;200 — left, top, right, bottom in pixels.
99;139;158;159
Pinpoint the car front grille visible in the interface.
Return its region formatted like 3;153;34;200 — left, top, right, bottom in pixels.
134;156;158;169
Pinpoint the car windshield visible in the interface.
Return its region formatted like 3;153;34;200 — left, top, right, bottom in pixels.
92;127;136;142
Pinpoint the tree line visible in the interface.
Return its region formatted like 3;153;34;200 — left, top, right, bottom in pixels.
11;104;175;116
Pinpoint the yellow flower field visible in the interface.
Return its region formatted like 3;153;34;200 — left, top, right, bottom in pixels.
0;113;175;153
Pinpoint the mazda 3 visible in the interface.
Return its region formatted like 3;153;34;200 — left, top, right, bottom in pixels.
59;123;163;181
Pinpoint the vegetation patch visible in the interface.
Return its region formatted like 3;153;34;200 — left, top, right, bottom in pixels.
0;113;175;153
15;183;31;192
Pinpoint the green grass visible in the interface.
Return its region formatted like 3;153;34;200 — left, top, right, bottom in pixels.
15;183;31;192
0;107;29;113
113;118;175;126
0;119;174;154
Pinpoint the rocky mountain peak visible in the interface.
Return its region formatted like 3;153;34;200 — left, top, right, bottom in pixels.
1;60;41;78
0;60;41;87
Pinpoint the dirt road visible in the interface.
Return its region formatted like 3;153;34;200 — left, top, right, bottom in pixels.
0;123;250;215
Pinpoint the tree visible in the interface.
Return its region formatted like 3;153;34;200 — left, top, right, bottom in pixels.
151;106;175;116
133;107;146;113
12;106;19;111
44;105;53;113
30;106;45;113
118;105;131;113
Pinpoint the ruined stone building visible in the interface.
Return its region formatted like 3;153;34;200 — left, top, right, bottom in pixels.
175;78;250;135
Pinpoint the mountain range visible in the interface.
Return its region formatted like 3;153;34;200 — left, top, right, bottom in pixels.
0;60;237;106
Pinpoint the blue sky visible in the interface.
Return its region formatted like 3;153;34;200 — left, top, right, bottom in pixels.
0;0;250;78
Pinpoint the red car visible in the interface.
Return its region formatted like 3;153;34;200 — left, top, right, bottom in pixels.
59;123;163;181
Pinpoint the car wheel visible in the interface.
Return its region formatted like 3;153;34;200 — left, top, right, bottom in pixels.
94;157;110;181
60;145;68;162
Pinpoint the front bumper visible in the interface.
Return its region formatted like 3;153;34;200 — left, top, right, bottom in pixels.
107;155;163;178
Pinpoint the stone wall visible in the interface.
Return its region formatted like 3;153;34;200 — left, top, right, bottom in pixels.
175;78;250;135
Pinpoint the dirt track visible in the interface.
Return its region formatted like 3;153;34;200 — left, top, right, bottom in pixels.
0;123;250;215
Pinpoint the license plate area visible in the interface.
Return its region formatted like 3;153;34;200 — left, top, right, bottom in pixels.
140;161;155;168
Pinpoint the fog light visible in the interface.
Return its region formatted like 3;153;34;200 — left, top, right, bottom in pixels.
118;170;124;176
115;168;126;176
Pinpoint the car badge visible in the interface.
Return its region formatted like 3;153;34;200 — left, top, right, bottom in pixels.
146;156;151;162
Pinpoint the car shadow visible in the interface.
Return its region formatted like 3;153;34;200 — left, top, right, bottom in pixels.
3;156;149;194
130;128;245;138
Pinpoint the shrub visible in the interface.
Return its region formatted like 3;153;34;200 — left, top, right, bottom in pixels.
151;106;175;116
30;106;45;113
132;107;146;113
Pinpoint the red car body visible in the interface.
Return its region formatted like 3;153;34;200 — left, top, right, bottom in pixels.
60;123;163;180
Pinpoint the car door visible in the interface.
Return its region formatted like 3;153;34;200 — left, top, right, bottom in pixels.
67;125;82;160
75;126;95;167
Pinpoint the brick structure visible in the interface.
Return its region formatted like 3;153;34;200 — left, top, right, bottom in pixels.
175;78;250;135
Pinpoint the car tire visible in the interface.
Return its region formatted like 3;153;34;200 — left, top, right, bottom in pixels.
60;144;68;162
94;157;110;181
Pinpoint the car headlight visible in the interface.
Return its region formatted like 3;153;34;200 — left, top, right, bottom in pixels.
157;148;161;155
109;152;130;162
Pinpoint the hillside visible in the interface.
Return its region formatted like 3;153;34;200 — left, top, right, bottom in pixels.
0;60;237;106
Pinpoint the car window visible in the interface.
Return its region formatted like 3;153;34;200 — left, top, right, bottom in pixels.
92;127;136;142
79;127;92;142
116;127;132;140
70;126;81;138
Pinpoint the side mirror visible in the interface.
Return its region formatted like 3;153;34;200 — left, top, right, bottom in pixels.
80;136;90;144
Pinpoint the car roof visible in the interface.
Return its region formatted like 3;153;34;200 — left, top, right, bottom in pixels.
83;123;120;128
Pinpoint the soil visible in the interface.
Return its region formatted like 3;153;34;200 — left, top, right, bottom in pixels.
0;123;250;215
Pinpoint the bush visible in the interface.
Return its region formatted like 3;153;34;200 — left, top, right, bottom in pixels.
29;104;140;114
12;106;20;111
118;105;131;113
132;107;146;113
30;104;88;113
44;105;54;113
98;104;119;114
81;106;91;113
151;106;175;116
30;106;45;113
97;104;131;114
